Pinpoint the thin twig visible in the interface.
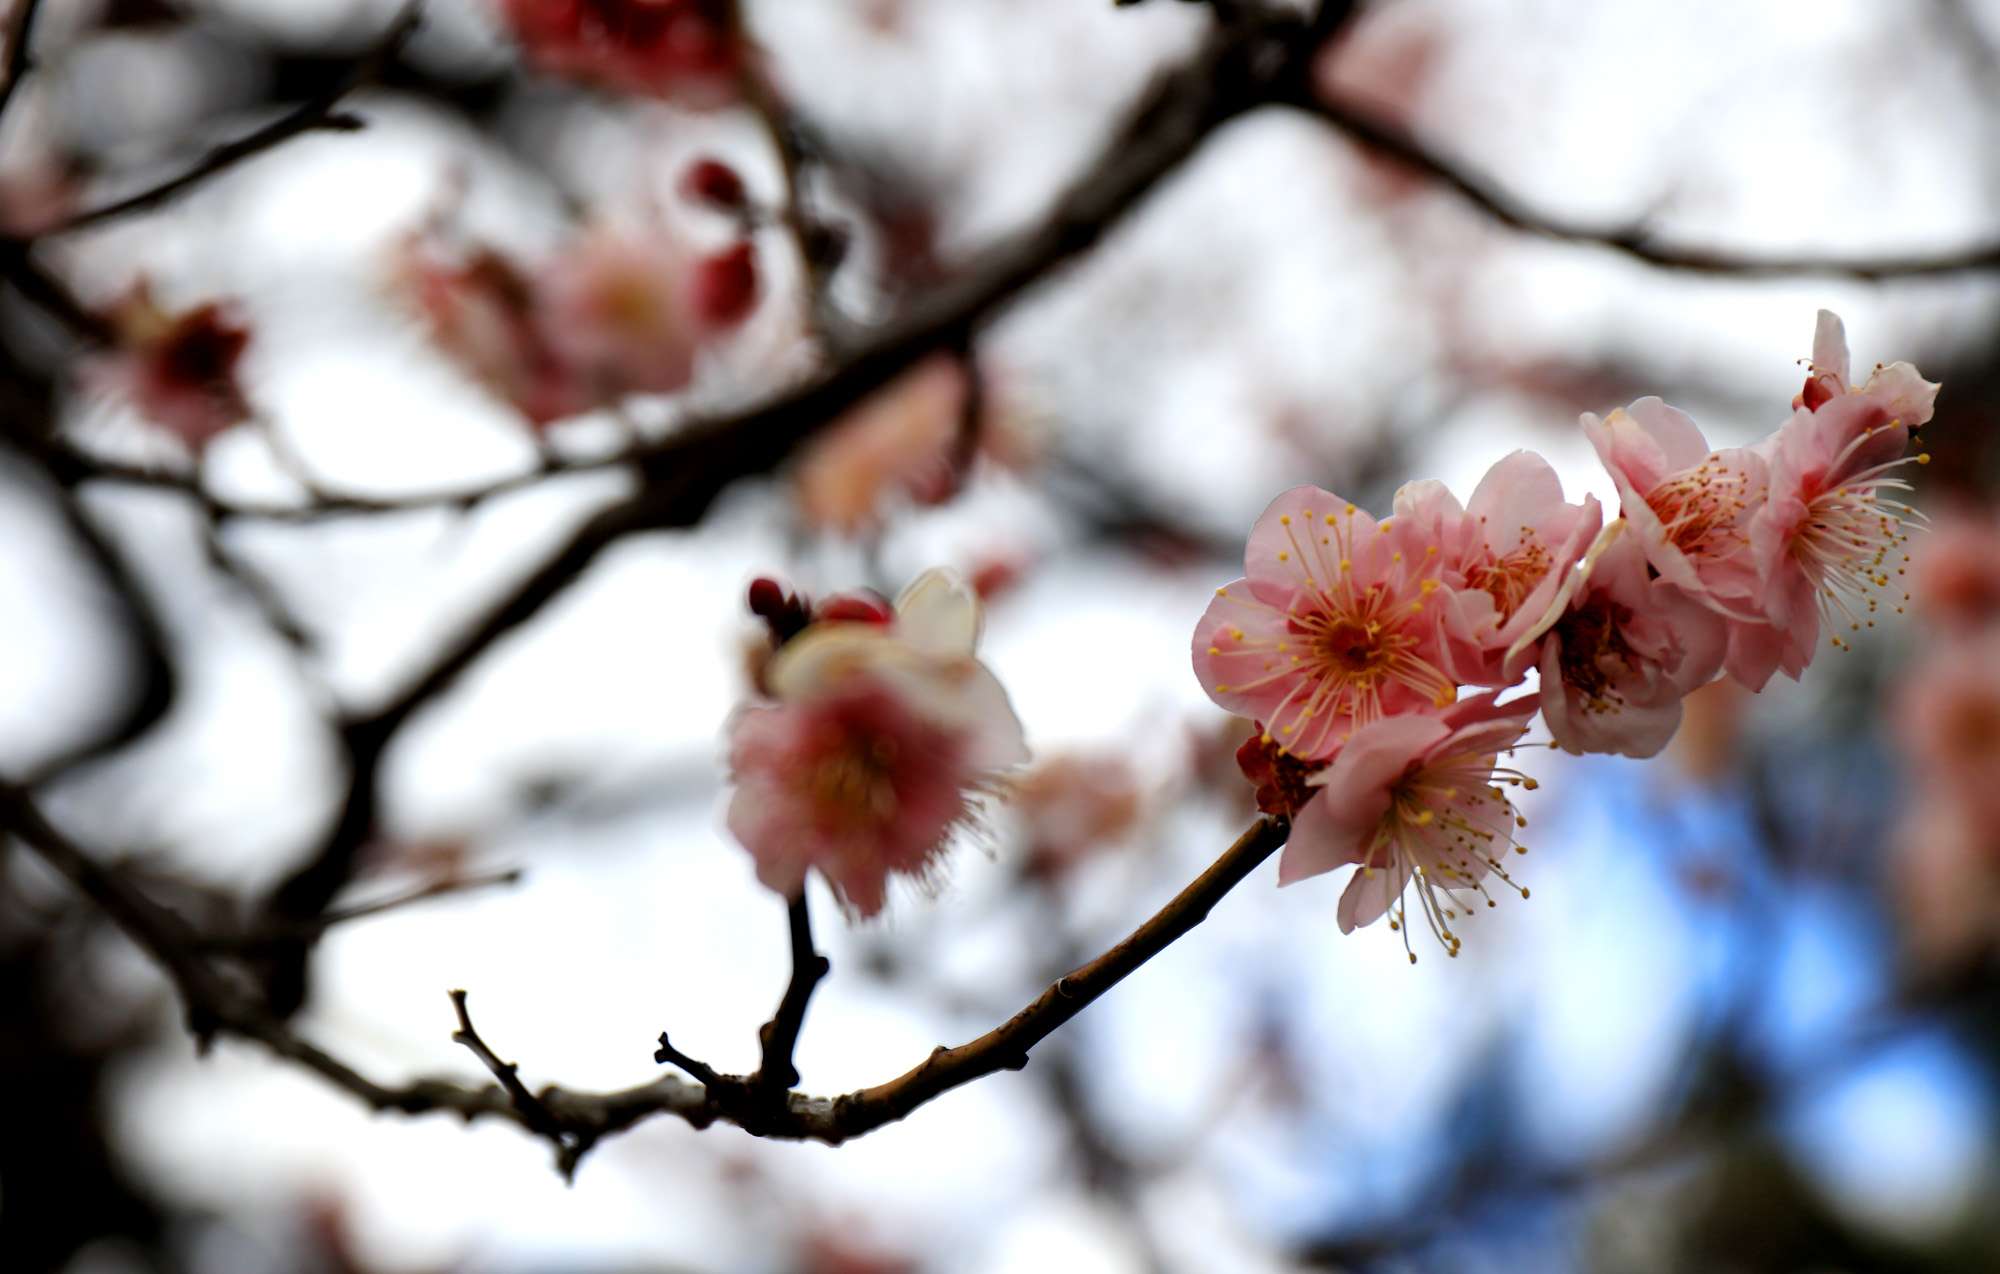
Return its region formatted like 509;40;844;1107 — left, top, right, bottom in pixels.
4;767;1290;1163
1303;94;2000;279
753;893;830;1096
448;989;569;1142
200;870;524;949
54;1;424;233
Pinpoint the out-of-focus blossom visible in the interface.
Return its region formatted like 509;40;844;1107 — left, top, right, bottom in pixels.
1013;754;1142;878
1514;519;1724;758
680;156;749;213
1194;485;1460;760
539;221;757;403
727;569;1028;916
0;161;79;236
1909;508;2000;627
1393;451;1602;687
1750;310;1934;659
397;223;756;427
1895;631;2000;845
792;354;966;534
499;0;743;107
396;237;588;427
90;284;253;449
1892;792;2000;974
1282;692;1539;955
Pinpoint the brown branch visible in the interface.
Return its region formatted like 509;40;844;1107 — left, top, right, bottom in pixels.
252;0;1361;1015
4;765;1290;1167
1303;94;2000;279
448;989;569;1143
52;2;423;234
753;894;829;1096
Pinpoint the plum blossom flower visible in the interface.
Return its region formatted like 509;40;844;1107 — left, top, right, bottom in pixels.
1749;310;1936;661
1280;692;1541;957
1391;451;1602;687
538;220;758;403
1894;629;2000;844
1194;486;1460;761
1909;508;2000;628
792;354;966;534
1512;519;1725;758
499;0;743;107
91;284;254;449
396;238;587;427
1581;395;1790;688
727;569;1028;916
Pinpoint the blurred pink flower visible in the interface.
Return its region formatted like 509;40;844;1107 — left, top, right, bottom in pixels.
1391;451;1602;687
792;354;966;534
1013;754;1142;879
727;568;1028;916
539;221;757;403
1895;630;2000;841
1749;310;1934;659
1909;508;2000;626
499;0;743;107
91;284;253;449
396;238;588;428
1513;519;1725;758
1193;486;1460;761
1282;691;1539;955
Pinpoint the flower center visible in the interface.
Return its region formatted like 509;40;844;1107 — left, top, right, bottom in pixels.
1553;593;1639;711
1648;460;1754;559
1789;469;1916;649
1465;541;1551;620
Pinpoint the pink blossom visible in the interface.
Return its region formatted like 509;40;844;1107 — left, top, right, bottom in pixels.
792;354;966;534
91;284;253;449
499;0;743;107
727;568;1028;916
1909;508;2000;627
538;221;757;403
1280;692;1540;957
1193;486;1460;761
1748;310;1935;662
396;238;588;428
1512;519;1726;758
1583;397;1768;617
1894;630;2000;843
1391;451;1602;687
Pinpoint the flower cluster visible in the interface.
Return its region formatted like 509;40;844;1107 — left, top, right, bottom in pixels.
726;569;1029;917
1195;311;1936;957
395;211;757;430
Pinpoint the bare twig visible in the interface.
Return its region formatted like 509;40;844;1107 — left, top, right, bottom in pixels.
4;765;1289;1166
753;894;830;1096
1303;94;2000;279
448;990;569;1143
200;870;524;950
54;2;423;233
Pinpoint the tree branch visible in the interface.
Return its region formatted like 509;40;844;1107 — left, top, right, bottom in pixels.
1303;93;2000;279
51;1;423;234
5;757;1289;1164
753;894;829;1097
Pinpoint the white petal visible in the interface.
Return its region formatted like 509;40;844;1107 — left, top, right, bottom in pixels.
894;567;982;659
